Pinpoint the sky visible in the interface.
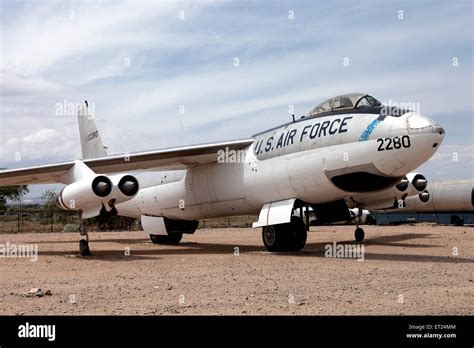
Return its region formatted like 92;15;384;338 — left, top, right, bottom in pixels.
0;0;473;199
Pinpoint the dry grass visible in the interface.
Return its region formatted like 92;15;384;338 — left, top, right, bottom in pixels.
0;214;259;233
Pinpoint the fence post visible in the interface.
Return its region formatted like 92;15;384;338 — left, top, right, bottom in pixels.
50;206;54;232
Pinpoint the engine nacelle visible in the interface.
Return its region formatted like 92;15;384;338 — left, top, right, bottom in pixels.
406;173;427;194
395;176;409;192
108;174;140;205
418;190;430;203
58;175;112;211
58;174;139;218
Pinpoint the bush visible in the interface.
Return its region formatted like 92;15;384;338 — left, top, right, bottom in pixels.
63;224;80;232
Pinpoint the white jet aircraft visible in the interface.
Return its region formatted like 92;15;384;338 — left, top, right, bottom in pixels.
378;179;473;217
0;93;445;255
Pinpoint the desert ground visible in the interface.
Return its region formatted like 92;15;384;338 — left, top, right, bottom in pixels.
0;224;472;315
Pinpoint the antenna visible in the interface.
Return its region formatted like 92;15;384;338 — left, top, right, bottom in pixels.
292;114;295;122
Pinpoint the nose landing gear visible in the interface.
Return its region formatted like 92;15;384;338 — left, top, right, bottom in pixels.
355;227;365;243
354;205;365;243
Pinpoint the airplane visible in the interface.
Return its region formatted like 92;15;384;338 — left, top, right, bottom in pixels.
0;93;445;256
368;179;474;225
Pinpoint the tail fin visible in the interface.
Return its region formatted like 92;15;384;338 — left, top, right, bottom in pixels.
77;101;109;159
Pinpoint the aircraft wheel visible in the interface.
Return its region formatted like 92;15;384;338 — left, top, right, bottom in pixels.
355;227;365;243
451;215;464;226
287;216;307;251
262;216;307;252
150;233;183;245
79;239;91;257
262;225;284;252
366;215;376;225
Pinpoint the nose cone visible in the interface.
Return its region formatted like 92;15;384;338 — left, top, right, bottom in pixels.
407;113;445;141
380;112;445;177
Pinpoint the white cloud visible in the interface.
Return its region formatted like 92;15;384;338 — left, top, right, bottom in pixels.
21;128;61;143
1;2;185;75
0;0;472;188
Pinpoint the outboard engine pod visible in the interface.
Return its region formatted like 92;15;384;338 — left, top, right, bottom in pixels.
118;175;139;197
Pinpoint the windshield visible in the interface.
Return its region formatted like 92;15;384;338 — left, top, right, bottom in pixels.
308;93;382;117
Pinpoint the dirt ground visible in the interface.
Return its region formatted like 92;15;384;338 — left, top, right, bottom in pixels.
0;224;472;315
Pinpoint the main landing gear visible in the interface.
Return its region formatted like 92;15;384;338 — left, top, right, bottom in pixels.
354;205;365;243
262;216;307;252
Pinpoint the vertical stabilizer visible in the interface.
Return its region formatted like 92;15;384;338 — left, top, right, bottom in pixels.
77;101;109;159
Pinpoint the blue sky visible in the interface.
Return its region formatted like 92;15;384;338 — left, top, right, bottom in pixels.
0;0;472;199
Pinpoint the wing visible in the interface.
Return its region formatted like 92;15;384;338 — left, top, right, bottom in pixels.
0;138;255;186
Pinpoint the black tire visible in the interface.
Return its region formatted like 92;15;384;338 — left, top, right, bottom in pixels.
150;233;183;245
79;239;91;256
451;215;464;226
355;227;365;243
262;225;285;252
287;216;307;251
262;216;307;252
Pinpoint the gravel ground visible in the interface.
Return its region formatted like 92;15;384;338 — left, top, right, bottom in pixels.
0;224;472;315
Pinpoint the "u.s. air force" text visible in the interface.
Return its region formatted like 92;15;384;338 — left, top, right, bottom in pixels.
254;116;352;155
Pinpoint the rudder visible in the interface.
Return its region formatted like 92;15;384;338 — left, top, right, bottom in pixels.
77;101;109;159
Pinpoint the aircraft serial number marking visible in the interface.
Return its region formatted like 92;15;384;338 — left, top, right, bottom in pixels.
85;131;98;142
377;135;410;151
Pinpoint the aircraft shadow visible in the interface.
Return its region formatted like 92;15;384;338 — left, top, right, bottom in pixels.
15;231;469;264
36;247;474;264
24;237;148;245
35;242;262;262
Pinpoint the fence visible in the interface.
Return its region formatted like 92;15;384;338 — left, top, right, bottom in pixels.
0;205;258;234
0;207;139;234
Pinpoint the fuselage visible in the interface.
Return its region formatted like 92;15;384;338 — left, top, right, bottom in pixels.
117;106;444;220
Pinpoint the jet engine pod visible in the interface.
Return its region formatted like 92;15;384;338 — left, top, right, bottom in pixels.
108;174;140;205
406;173;427;193
118;174;139;197
419;190;430;203
395;176;409;192
58;175;113;212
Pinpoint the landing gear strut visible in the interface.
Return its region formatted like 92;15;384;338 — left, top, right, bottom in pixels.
354;205;365;243
79;215;91;256
262;216;307;252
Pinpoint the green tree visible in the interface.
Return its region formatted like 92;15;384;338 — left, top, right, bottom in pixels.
0;186;29;211
41;189;59;208
0;167;29;211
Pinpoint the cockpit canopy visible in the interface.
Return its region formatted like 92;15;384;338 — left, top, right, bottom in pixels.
308;93;382;117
